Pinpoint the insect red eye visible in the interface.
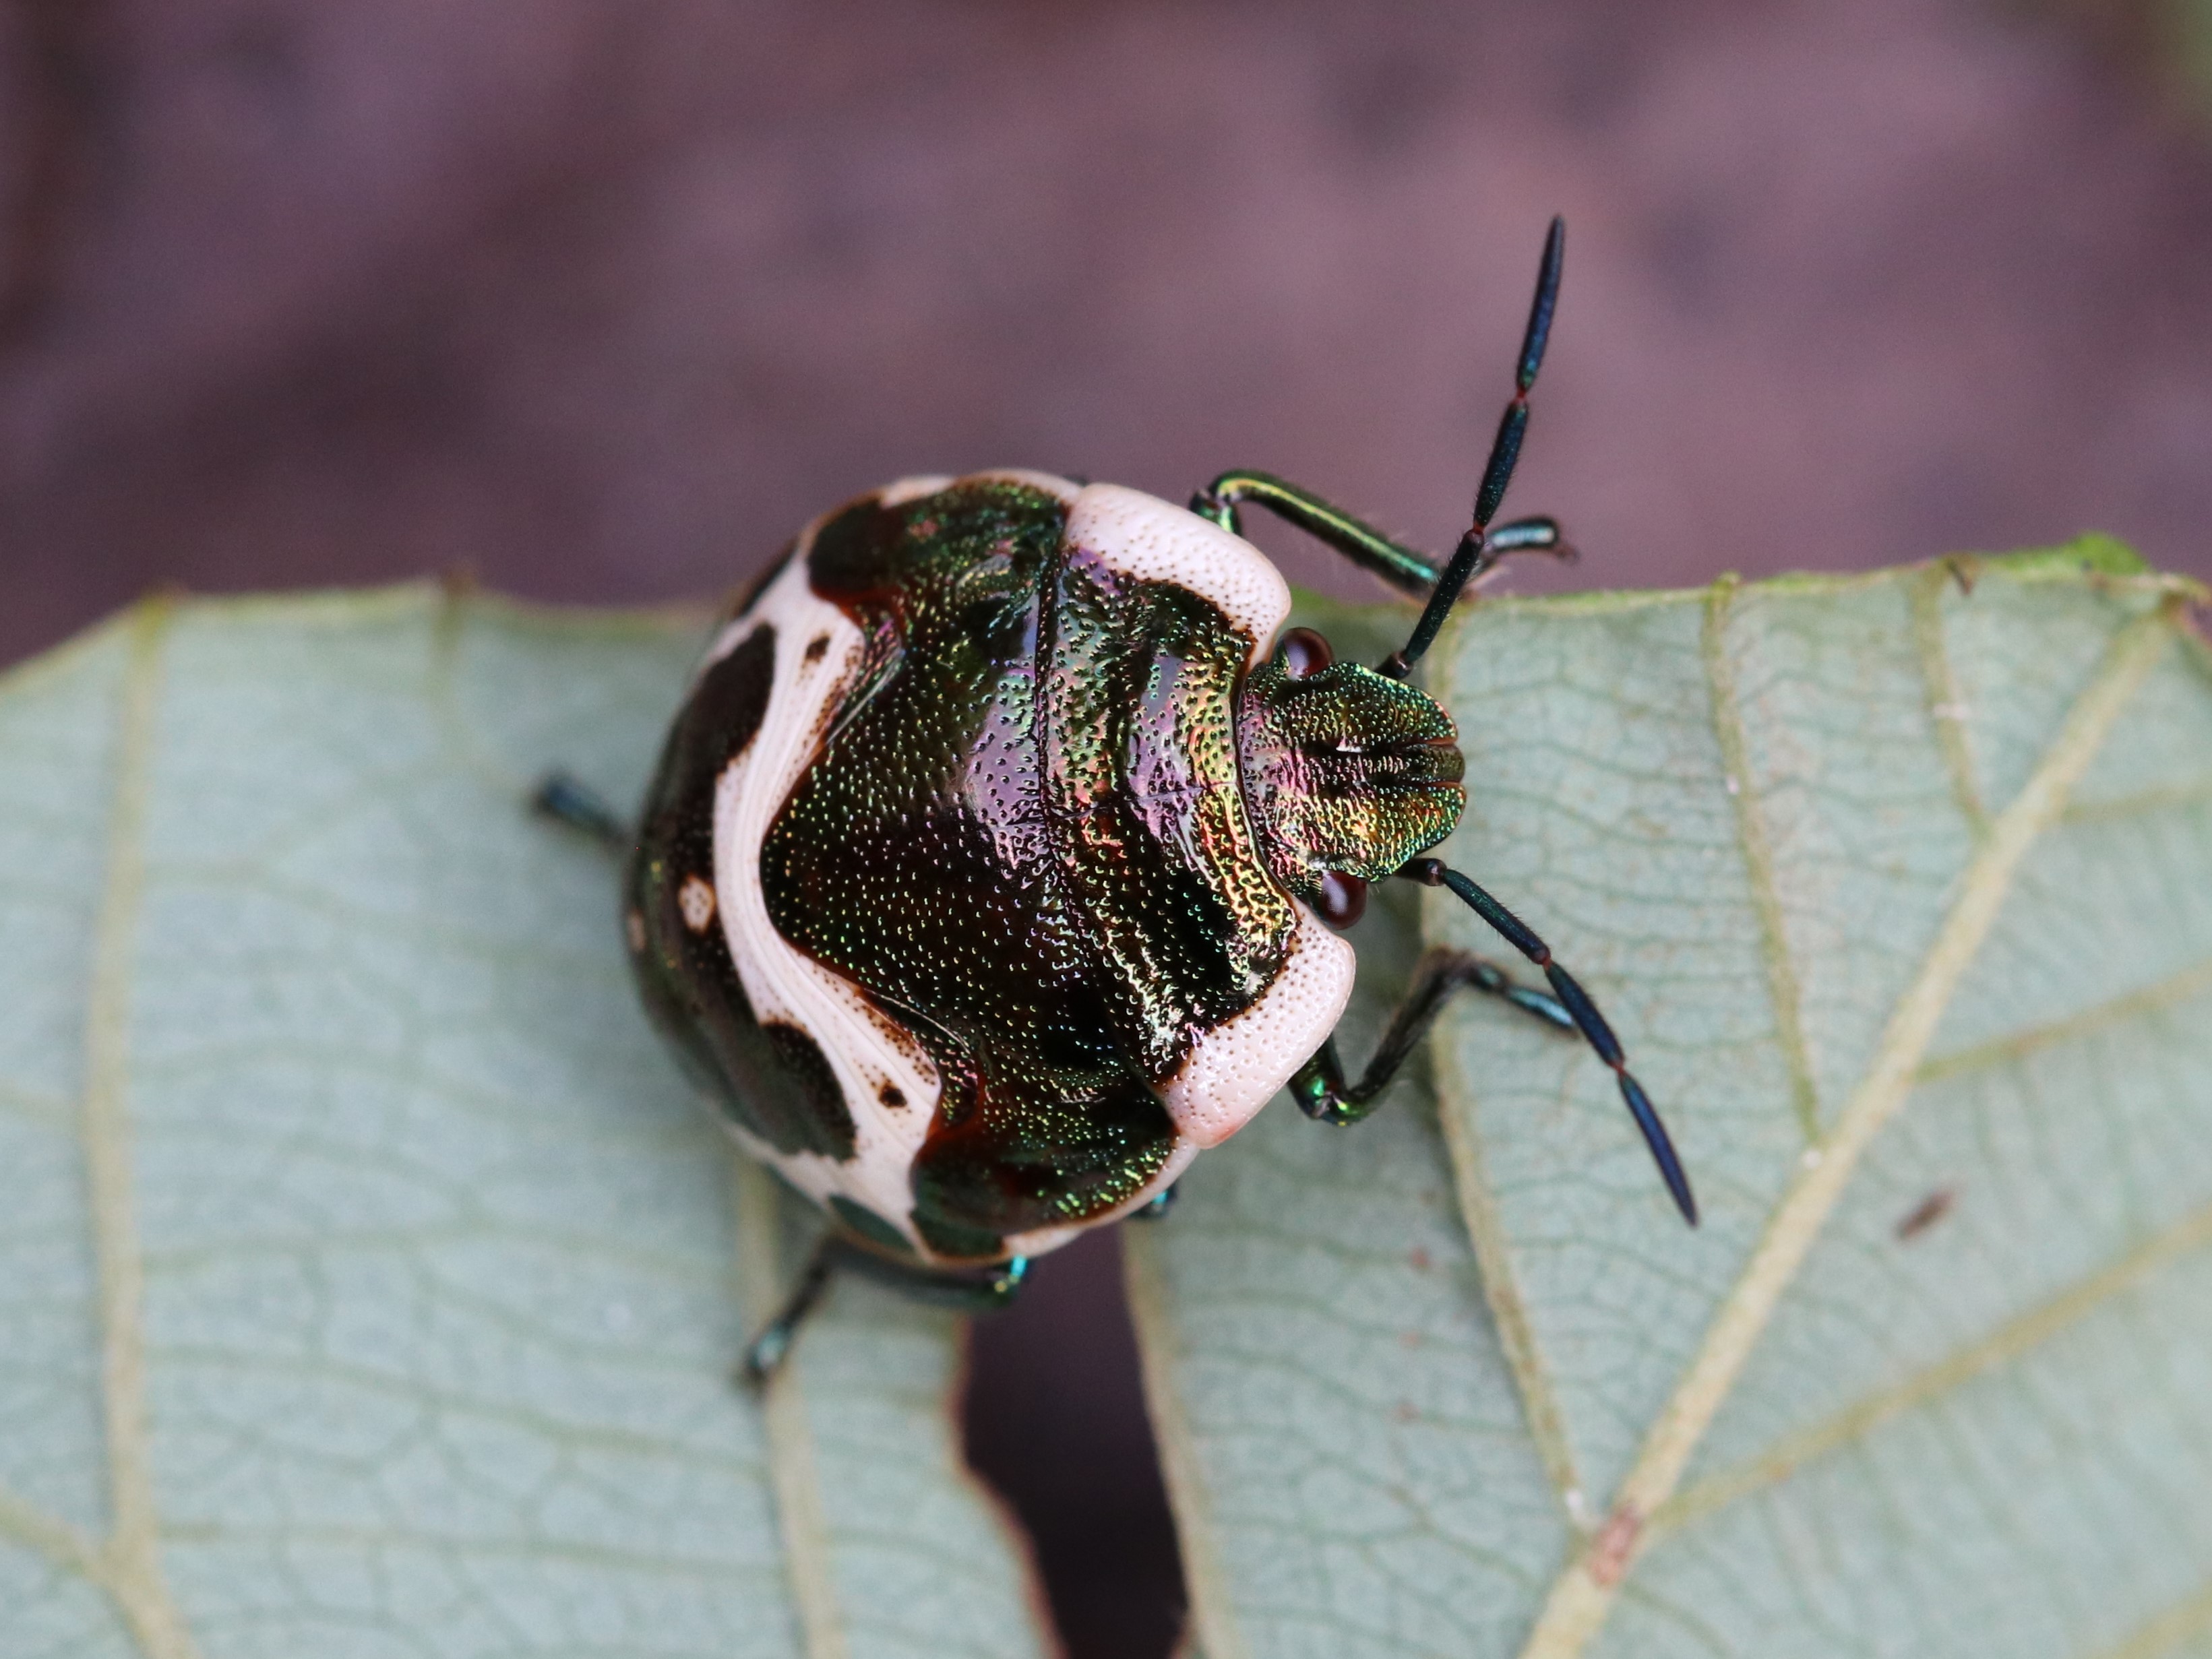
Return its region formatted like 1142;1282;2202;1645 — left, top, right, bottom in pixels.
1277;628;1333;678
1315;870;1368;929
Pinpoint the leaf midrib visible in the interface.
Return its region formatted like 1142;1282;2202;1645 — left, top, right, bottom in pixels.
737;1158;853;1659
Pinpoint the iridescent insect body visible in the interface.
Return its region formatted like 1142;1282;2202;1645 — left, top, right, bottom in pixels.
536;220;1696;1379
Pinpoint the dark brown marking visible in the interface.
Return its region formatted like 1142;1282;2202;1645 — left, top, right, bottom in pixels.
805;632;831;663
623;624;858;1162
911;1067;1175;1250
879;1084;907;1108
915;1209;1004;1262
830;1195;916;1258
1895;1186;1957;1241
763;1022;853;1150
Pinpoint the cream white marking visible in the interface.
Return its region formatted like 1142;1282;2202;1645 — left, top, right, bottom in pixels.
1066;483;1292;658
707;544;942;1252
1159;902;1357;1148
1059;482;1338;1149
967;468;1083;505
677;875;716;933
877;473;956;507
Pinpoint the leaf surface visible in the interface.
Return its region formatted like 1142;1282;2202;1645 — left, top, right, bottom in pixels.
0;590;1051;1659
1130;549;2212;1659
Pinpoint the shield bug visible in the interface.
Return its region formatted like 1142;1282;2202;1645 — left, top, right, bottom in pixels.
538;218;1695;1380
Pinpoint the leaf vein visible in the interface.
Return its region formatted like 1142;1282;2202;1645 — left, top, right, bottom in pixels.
1651;1189;2212;1541
1702;578;1822;1144
0;1480;104;1582
80;600;203;1659
2062;773;2212;825
1434;1044;1591;1528
1124;1226;1255;1659
1515;596;2184;1659
2095;1577;2212;1659
1917;953;2212;1084
735;1157;851;1659
1911;565;1992;840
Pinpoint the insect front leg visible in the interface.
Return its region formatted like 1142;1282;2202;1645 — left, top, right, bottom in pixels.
1189;470;1570;600
1289;945;1571;1126
1399;856;1698;1225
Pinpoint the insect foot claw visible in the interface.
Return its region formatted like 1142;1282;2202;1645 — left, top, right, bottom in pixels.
739;1327;791;1389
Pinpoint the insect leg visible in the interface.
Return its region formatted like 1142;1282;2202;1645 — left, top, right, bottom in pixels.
836;1247;1031;1311
530;770;632;852
741;1237;838;1384
1189;472;1572;600
1291;945;1572;1125
1190;471;1439;595
741;1240;1028;1385
1400;856;1698;1225
1381;215;1566;681
1131;1183;1179;1220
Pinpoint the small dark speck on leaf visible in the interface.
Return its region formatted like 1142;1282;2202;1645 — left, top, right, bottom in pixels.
1895;1186;1957;1241
1408;1247;1432;1272
1945;557;1979;597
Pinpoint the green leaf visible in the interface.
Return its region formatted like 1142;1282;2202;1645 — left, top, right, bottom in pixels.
0;589;1051;1659
1131;546;2212;1659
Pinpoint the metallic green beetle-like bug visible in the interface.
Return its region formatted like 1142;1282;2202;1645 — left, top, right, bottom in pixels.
536;218;1694;1380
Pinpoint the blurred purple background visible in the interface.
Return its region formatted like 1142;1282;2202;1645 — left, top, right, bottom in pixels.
5;1;2208;1654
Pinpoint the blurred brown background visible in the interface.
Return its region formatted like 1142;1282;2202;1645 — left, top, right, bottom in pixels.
4;1;2209;1654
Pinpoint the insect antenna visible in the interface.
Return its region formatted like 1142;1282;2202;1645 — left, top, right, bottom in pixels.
1380;216;1566;681
1401;855;1698;1226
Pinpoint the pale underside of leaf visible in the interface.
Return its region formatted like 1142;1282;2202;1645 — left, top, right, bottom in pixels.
0;588;1052;1659
1518;590;2184;1654
1134;554;2212;1659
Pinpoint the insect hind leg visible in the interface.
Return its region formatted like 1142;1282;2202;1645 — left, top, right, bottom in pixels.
741;1238;1029;1385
